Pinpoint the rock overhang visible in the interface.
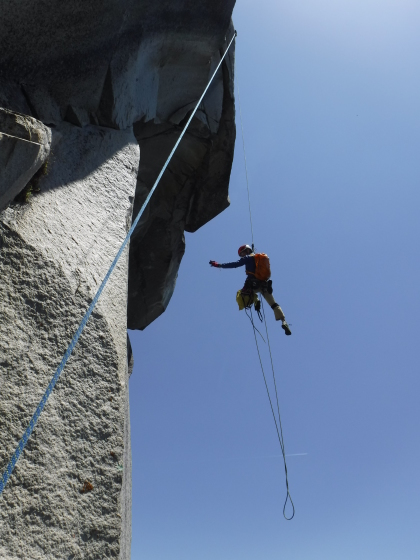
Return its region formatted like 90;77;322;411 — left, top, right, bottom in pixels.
0;0;236;330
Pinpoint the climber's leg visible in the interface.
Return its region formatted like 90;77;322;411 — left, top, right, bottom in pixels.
261;291;285;322
260;289;292;335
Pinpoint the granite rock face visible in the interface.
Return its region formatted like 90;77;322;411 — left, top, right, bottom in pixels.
0;125;138;560
0;1;236;558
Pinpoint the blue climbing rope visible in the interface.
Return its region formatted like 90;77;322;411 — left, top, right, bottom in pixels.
0;31;237;496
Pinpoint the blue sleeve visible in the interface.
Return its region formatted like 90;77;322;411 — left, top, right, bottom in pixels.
219;257;247;269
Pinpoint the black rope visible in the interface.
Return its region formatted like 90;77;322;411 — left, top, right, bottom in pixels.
237;84;255;248
245;305;266;343
243;294;266;342
243;299;294;520
248;304;295;520
260;300;295;520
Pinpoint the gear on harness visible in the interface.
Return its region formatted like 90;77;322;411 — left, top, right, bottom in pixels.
236;289;263;322
236;289;259;310
254;298;263;321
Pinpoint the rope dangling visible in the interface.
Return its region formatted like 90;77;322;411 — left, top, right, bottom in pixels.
237;73;295;520
245;305;266;343
260;301;295;520
237;84;255;249
246;302;295;520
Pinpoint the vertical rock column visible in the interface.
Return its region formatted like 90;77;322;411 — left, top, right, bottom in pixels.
0;122;139;559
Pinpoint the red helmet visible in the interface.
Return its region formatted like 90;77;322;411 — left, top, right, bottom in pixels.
238;244;252;257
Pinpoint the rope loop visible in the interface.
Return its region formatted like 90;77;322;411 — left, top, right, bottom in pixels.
283;489;295;521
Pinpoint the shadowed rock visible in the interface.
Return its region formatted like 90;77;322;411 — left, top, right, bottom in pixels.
0;109;51;210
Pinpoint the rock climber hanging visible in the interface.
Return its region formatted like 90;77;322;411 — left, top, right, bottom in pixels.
209;244;292;335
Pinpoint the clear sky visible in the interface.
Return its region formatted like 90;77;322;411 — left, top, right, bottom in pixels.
128;1;420;558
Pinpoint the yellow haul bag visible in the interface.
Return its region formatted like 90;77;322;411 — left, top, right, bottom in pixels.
236;290;259;310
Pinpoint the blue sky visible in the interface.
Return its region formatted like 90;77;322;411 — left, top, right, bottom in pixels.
129;1;420;558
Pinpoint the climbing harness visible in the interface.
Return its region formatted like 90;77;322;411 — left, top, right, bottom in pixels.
237;83;295;520
0;31;238;496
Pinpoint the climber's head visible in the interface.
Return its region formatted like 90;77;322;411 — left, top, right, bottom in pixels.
238;244;253;257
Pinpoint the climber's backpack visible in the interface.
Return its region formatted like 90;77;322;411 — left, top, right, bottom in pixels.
247;253;271;281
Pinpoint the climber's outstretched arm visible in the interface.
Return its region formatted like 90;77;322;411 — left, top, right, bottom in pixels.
209;257;247;269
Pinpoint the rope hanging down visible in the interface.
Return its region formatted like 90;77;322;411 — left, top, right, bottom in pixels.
237;85;254;250
0;31;237;496
260;303;295;520
245;304;295;520
237;82;295;520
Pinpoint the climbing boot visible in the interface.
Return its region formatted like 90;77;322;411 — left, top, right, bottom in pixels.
254;298;261;313
282;321;292;336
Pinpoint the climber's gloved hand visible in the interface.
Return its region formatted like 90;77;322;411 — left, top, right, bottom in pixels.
209;260;220;268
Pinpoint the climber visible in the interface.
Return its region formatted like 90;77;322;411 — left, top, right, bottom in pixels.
209;245;292;335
